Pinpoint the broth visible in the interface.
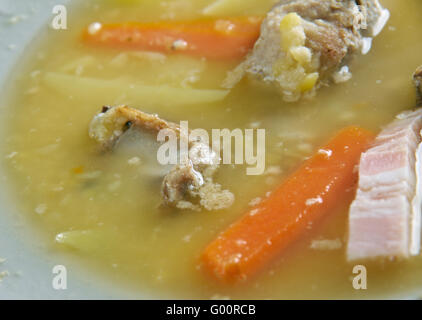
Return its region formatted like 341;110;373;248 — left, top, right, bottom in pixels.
2;0;422;299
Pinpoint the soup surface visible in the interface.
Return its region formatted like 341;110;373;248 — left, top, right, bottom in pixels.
2;0;422;299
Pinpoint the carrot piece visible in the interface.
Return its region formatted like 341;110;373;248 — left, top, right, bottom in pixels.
82;17;262;60
201;126;374;283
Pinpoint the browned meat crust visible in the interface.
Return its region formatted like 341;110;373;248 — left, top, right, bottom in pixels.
89;105;181;149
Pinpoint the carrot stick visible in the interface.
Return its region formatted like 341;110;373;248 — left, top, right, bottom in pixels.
82;17;262;60
201;126;374;283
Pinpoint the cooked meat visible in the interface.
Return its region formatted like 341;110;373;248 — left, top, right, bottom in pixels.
89;105;181;149
347;108;422;261
161;161;205;207
360;0;391;36
89;105;234;211
414;65;422;107
224;0;390;102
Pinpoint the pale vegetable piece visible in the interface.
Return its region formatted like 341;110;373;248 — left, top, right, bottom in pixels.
203;0;278;17
129;51;167;63
108;53;130;68
149;55;206;88
299;72;319;92
43;72;229;108
108;53;203;88
55;229;115;255
60;56;97;75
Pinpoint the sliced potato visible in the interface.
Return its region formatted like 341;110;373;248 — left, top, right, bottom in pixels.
55;229;113;255
43;72;229;108
60;56;97;75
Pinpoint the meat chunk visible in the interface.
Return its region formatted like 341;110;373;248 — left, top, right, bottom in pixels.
414;65;422;107
89;105;181;149
224;0;389;102
347;109;422;261
89;105;234;211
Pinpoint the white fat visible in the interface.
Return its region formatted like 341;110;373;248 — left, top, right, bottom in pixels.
359;166;416;191
333;66;352;83
410;138;422;255
372;9;390;37
361;37;373;55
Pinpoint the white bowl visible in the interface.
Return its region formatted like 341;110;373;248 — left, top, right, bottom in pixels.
0;0;146;300
0;0;419;300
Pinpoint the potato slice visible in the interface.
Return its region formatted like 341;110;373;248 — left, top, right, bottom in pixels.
43;72;229;109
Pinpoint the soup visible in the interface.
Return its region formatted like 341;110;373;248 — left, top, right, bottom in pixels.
2;0;422;299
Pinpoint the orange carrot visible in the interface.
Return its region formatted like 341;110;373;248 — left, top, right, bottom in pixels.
201;126;374;283
82;17;262;60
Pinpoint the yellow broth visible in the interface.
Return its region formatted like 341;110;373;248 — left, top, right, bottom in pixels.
2;0;422;299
